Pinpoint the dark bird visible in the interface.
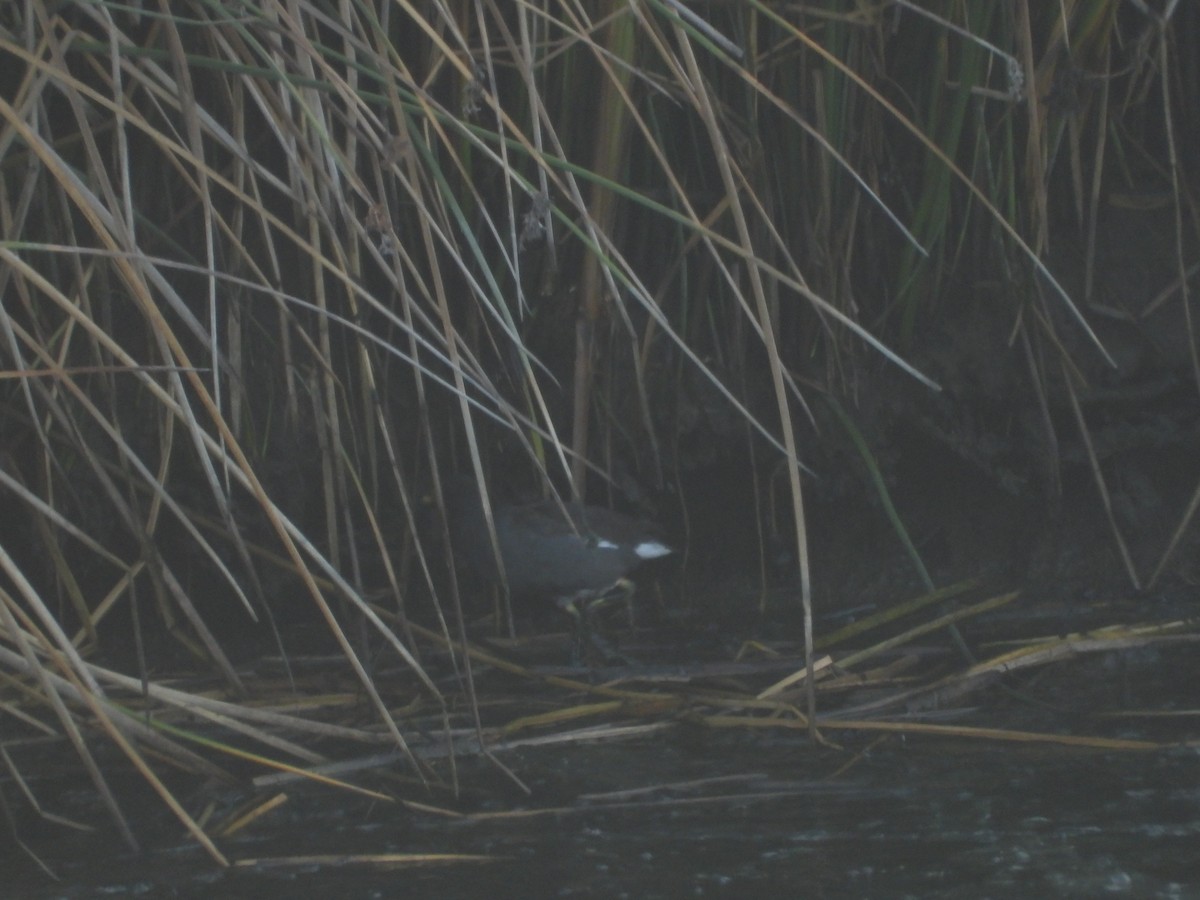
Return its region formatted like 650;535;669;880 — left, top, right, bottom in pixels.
441;476;672;663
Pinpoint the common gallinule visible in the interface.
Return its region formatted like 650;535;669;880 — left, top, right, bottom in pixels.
442;476;672;663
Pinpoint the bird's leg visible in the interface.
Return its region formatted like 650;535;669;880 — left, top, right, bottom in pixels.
559;584;637;666
589;577;636;635
560;596;587;667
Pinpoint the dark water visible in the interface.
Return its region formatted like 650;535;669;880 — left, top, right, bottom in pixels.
10;730;1199;899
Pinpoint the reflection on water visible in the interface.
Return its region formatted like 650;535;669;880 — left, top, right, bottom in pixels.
10;733;1200;898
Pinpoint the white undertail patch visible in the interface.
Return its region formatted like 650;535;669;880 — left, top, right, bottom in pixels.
634;541;672;560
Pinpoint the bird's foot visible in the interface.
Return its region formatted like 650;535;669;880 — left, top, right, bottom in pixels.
562;594;638;667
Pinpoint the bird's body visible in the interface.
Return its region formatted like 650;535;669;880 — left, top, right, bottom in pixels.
442;477;671;660
445;478;670;599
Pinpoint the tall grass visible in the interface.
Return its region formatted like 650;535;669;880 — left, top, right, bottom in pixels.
0;0;1194;861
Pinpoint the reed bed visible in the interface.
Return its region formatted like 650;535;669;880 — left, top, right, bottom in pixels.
1;0;1196;872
